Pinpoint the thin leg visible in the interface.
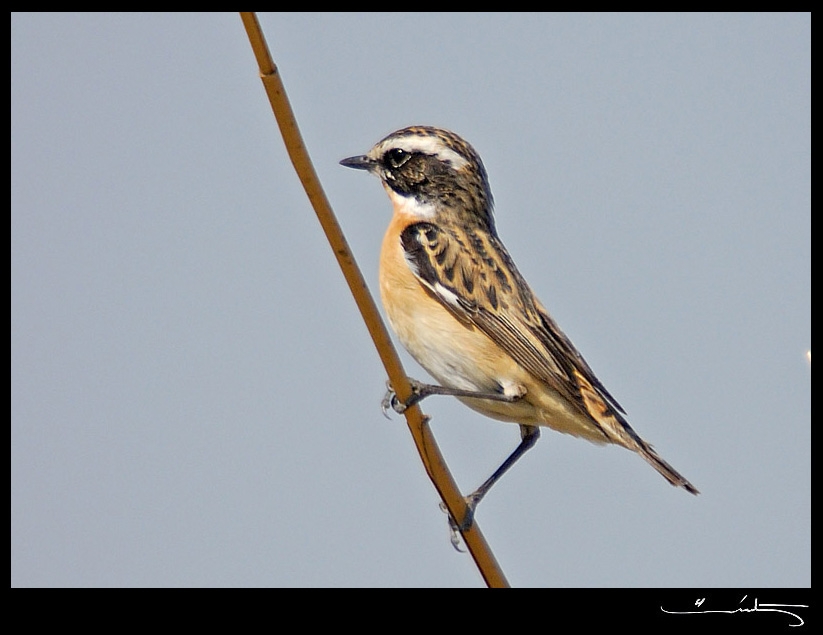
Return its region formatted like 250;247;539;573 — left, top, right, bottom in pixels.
458;425;541;531
383;378;525;415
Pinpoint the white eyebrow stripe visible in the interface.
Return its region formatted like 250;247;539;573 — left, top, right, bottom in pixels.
374;135;469;170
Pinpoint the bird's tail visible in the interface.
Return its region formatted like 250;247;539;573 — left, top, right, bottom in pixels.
573;369;699;495
635;439;699;495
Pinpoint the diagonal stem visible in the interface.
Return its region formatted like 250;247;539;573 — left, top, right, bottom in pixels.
239;12;510;588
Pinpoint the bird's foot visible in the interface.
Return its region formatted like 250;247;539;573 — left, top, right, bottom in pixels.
380;379;433;417
439;494;482;552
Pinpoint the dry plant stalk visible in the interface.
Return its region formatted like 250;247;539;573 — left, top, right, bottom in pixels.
239;12;509;587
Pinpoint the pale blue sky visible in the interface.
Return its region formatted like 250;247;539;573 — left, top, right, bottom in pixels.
12;13;810;588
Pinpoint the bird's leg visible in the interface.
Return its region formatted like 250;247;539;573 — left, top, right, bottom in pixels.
382;378;525;415
456;424;541;531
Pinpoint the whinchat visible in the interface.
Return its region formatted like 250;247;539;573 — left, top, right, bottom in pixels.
341;126;698;527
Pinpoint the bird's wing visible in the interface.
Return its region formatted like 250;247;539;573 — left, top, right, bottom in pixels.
400;221;700;494
399;221;625;420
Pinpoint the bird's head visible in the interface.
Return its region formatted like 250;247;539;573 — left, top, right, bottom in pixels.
341;126;496;232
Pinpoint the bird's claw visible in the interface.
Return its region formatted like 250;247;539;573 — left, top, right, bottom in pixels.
439;497;479;552
381;378;431;416
440;502;466;552
381;381;407;417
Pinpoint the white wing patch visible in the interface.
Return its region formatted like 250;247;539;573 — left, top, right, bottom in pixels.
432;282;461;310
402;247;420;277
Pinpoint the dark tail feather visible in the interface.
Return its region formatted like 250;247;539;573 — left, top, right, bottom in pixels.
572;369;699;494
637;441;699;495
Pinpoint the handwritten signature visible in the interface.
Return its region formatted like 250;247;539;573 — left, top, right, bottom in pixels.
661;595;808;627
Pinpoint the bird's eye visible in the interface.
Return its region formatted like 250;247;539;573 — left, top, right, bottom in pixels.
386;148;411;168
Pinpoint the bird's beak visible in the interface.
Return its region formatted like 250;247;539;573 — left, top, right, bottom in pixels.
339;154;375;171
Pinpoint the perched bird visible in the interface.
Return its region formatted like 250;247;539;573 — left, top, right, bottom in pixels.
341;126;698;528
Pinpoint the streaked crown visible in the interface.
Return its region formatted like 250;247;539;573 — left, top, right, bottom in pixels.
341;126;496;232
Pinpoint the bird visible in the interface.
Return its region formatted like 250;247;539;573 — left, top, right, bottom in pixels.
340;125;698;529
